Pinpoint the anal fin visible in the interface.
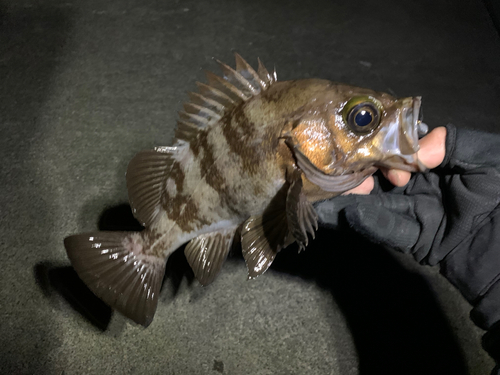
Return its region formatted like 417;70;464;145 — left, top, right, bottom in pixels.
286;171;318;251
184;227;238;286
64;231;166;327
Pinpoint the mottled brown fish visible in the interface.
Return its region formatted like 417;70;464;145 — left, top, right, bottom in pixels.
64;54;427;326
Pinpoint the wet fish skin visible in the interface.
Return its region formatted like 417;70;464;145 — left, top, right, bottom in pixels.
64;55;425;326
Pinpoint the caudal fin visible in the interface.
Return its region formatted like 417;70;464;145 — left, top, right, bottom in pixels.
64;231;166;327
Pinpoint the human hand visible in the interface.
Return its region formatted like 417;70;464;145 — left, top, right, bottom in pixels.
315;124;500;372
345;126;447;195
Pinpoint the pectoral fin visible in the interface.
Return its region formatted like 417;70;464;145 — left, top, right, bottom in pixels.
184;227;238;286
241;185;289;279
286;171;318;251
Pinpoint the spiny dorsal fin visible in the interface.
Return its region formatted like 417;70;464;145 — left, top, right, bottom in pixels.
176;54;276;143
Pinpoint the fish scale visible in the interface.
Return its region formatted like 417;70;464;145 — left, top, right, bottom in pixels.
64;54;427;326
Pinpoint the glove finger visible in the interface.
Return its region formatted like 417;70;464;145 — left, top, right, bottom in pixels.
315;194;417;229
344;203;420;253
315;195;362;228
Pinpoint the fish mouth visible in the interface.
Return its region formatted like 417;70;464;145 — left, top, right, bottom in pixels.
401;96;428;153
374;96;428;172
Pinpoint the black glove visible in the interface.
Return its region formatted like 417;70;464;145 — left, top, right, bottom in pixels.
315;124;500;373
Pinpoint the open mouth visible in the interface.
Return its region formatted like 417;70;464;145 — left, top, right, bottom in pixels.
400;97;429;154
374;97;429;173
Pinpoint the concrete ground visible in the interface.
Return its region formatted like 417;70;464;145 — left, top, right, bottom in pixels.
1;0;499;374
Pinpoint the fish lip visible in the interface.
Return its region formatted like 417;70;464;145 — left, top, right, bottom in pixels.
400;97;421;155
371;96;428;173
375;155;427;173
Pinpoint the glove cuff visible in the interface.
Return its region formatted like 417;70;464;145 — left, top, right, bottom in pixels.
440;123;457;168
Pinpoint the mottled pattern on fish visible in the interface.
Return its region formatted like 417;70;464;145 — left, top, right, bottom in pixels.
64;54;426;326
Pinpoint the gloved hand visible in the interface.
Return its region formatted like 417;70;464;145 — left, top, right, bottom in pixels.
314;124;500;374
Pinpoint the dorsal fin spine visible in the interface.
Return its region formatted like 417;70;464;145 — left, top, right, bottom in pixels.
216;60;260;96
206;71;250;101
183;102;222;120
179;111;210;127
257;58;274;86
188;92;226;112
196;82;236;107
234;53;267;90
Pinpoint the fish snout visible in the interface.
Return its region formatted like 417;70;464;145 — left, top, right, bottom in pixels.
372;97;428;172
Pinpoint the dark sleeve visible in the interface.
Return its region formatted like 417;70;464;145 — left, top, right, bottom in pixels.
316;124;500;364
417;125;500;363
430;125;500;331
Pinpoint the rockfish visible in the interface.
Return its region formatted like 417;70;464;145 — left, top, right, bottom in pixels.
64;54;427;326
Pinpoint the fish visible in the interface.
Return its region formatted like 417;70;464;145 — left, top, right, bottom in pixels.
64;54;428;327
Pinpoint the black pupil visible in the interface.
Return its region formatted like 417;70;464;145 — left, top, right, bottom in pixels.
354;109;373;127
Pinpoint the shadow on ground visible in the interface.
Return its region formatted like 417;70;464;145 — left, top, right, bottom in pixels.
271;227;468;375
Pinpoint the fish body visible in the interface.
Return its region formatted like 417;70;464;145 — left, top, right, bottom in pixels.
64;55;426;326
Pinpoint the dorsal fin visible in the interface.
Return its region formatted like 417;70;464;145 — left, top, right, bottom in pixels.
175;54;276;143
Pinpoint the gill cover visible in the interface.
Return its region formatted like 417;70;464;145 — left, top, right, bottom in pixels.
284;101;380;193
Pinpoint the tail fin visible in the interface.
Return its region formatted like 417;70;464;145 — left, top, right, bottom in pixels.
64;231;166;327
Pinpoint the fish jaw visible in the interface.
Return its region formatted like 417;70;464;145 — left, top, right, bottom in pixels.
371;96;428;172
294;147;378;193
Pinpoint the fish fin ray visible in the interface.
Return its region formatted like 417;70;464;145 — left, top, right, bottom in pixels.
234;52;268;90
184;226;238;286
215;59;260;96
183;103;222;123
241;184;289;279
257;58;276;86
286;170;318;250
175;120;200;142
206;70;249;101
126;145;187;227
64;231;166;327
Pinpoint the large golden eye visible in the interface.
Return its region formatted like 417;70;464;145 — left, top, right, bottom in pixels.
342;96;383;133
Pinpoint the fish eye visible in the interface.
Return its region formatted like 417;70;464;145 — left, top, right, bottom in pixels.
348;103;379;131
342;96;382;133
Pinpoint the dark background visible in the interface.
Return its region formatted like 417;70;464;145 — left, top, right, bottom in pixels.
1;0;499;374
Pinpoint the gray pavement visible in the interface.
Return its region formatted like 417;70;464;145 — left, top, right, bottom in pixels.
1;0;499;374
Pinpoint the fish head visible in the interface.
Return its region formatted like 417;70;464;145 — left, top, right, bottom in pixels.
286;83;428;192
